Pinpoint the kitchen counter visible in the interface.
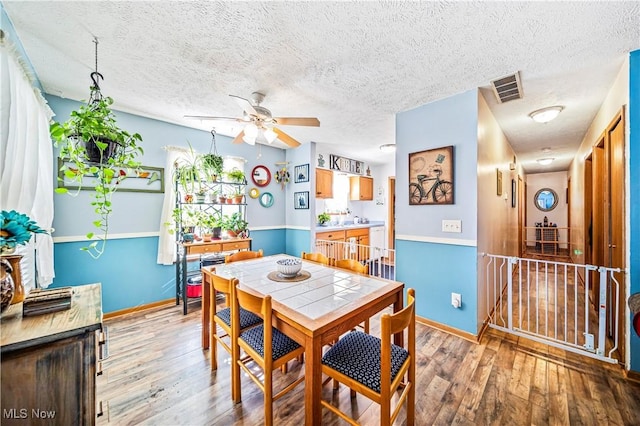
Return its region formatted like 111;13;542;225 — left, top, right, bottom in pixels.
315;220;385;231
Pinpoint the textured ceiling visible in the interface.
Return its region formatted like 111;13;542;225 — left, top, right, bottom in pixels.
3;1;639;172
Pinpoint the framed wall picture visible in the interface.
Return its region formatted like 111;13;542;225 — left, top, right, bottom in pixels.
496;169;503;196
294;191;309;209
408;145;454;205
294;163;309;183
511;178;516;208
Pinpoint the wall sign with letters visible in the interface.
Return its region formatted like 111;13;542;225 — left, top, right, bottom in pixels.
329;154;364;175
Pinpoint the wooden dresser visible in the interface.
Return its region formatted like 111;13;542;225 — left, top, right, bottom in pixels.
0;283;103;425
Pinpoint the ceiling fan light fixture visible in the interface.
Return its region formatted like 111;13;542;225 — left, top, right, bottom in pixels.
529;106;564;123
263;128;278;144
379;144;396;152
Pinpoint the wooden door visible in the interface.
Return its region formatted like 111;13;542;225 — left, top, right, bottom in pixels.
607;108;626;362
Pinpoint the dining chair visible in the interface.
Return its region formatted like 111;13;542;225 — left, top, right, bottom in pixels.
232;286;305;426
320;288;416;426
334;258;370;333
301;251;333;266
225;248;263;263
208;272;262;373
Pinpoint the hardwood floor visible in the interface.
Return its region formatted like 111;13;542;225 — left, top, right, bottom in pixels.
97;302;640;425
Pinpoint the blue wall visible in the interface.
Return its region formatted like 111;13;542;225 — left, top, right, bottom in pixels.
45;95;294;313
396;240;477;334
395;90;479;334
286;229;312;257
629;49;639;372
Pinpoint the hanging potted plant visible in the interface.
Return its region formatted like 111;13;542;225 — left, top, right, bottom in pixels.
49;38;143;259
200;130;224;182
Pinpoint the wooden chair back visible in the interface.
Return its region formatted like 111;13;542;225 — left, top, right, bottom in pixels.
225;249;263;263
233;286;305;426
301;251;333;265
321;288;416;425
335;258;368;275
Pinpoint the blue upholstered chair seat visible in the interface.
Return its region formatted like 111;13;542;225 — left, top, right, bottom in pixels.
216;307;262;329
240;325;302;361
322;331;409;393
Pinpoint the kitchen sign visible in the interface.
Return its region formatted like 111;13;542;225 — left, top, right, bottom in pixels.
329;154;364;175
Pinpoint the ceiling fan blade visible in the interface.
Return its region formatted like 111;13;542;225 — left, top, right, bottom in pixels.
273;128;301;148
232;130;245;144
273;117;320;127
184;115;247;123
229;95;257;117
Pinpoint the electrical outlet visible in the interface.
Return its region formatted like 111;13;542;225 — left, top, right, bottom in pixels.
451;293;461;309
442;220;462;233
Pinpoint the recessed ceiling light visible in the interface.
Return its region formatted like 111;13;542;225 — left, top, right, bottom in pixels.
537;158;554;166
529;106;564;123
379;144;396;152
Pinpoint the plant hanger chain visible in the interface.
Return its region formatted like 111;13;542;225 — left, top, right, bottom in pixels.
209;129;218;155
89;36;104;104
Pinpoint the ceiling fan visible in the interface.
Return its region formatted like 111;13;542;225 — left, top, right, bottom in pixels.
185;92;320;148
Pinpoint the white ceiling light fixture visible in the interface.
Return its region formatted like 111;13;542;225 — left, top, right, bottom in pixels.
529;106;564;123
537;158;554;166
379;144;396;152
263;127;278;144
242;122;258;145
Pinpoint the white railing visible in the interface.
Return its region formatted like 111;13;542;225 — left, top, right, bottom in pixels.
315;239;396;281
484;254;621;364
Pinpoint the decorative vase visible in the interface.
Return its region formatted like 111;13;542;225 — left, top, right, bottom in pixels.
0;258;14;313
2;255;24;305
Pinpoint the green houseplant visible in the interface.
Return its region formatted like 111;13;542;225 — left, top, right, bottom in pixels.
317;212;331;226
50;93;143;259
226;168;245;184
173;143;203;199
221;212;248;238
200;153;224;182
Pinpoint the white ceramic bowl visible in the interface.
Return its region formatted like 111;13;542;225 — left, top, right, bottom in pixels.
276;258;302;277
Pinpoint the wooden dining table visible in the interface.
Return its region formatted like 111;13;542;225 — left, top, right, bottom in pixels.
201;254;405;425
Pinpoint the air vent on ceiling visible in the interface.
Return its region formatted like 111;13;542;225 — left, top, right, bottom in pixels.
490;71;522;103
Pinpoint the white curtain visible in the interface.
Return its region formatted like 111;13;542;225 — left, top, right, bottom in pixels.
157;146;189;265
0;40;55;288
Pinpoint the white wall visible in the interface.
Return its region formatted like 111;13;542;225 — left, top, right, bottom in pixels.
526;172;568;228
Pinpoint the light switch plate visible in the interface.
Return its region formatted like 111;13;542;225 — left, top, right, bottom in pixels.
442;220;462;233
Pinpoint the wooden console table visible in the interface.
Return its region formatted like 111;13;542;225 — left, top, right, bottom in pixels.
0;283;103;425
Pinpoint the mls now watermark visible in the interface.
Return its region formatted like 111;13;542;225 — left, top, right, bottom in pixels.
4;408;56;419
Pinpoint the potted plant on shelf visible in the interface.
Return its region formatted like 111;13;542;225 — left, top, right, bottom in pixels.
221;212;248;239
173;144;203;201
50;93;144;259
318;212;331;226
232;188;244;204
200;214;222;241
226;168;246;184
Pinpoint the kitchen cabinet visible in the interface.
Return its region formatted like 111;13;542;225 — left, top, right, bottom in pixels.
1;284;103;425
316;168;333;198
346;227;370;261
316;227;371;262
349;176;373;201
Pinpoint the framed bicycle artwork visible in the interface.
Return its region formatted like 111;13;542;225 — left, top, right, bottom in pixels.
408;145;454;205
